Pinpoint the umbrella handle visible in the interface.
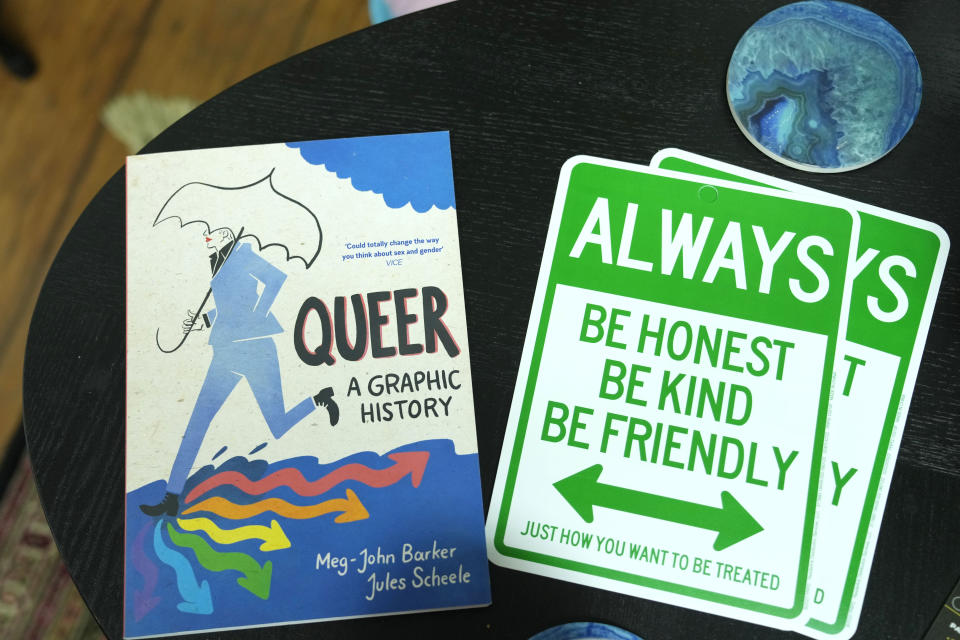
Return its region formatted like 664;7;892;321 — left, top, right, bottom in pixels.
155;288;213;353
153;230;240;354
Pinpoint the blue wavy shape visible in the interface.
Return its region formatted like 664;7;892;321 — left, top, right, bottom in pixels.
287;132;455;213
152;521;214;615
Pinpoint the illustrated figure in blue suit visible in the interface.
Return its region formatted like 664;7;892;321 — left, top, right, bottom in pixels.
140;227;338;517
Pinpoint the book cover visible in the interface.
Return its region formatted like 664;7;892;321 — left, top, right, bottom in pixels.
123;132;490;638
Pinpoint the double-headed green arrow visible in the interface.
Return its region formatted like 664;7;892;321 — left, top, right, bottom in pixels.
553;464;763;551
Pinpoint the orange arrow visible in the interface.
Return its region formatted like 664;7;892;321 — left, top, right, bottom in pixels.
182;489;369;523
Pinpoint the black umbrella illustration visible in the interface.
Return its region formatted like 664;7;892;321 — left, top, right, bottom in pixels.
152;169;322;353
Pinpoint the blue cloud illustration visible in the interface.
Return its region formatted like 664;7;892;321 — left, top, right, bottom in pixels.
287;132;455;213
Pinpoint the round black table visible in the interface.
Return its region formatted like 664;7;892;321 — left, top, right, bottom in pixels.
23;1;960;638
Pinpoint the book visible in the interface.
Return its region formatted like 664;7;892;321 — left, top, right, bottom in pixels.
123;132;490;638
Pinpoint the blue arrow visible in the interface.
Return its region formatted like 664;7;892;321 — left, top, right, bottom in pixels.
152;521;214;615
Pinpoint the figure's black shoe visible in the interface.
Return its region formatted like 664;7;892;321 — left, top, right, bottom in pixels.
139;492;179;517
313;387;340;426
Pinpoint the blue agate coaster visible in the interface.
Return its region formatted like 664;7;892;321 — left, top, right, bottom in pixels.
727;1;921;172
529;622;642;640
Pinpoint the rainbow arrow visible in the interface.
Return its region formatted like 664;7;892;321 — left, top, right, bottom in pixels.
185;451;429;504
152;521;213;614
166;523;272;600
176;517;290;552
182;489;369;523
132;522;160;620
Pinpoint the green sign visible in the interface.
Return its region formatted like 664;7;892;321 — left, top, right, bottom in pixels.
650;149;948;639
486;156;859;625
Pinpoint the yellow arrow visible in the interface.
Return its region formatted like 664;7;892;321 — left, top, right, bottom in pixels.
176;517;291;552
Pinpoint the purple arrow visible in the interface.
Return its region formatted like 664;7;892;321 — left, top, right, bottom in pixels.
132;522;161;621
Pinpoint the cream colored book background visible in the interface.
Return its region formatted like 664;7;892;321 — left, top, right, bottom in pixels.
126;141;476;492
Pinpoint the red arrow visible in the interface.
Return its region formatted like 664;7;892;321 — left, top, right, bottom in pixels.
184;451;429;504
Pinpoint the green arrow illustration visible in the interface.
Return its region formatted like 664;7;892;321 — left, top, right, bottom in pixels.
166;523;273;599
553;464;763;551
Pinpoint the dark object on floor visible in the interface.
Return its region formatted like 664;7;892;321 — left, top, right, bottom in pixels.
0;32;36;78
0;426;25;497
0;432;104;639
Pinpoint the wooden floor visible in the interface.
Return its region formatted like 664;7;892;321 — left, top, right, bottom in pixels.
0;0;370;453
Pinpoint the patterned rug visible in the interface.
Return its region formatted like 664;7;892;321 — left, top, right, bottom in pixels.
0;437;105;640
